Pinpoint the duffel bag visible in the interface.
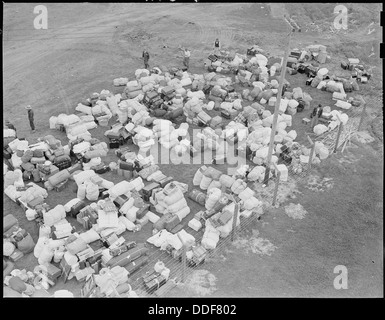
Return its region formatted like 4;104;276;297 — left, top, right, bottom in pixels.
84;149;107;159
4;214;18;232
48;169;71;187
54;154;71;164
33;149;45;158
16;233;35;254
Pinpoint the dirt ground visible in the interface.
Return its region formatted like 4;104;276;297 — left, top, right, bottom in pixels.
3;3;383;297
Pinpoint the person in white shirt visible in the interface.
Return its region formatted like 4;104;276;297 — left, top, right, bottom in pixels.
180;47;191;70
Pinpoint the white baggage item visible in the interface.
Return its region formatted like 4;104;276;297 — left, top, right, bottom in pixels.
188;218;202;232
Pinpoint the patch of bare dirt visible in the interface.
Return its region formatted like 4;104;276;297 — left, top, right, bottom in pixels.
306;175;334;192
284;203;308;220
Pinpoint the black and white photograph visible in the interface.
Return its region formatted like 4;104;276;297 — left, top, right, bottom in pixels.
2;1;383;306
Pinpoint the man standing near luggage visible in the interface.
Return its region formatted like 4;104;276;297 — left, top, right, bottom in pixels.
25;105;35;133
180;47;191;70
142;49;150;69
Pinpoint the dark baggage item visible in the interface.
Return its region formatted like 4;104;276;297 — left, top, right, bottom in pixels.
33;149;45;158
141;182;161;197
3;149;11;159
22;170;32;181
144;91;159;104
136;204;150;220
207;65;216;72
202;84;212;95
109;241;136;257
54;179;68;192
165;214;180;232
188;189;206;206
144;274;167;293
118;160;134;171
159;176;174;188
54;154;71;164
56;160;72;171
12;228;28;242
126;256;148;276
115;147;131;159
290;50;301;59
67;163;82;175
46;263;62;282
27;196;45;209
297;100;305;112
154;213;173;231
170;224;184;234
161;86;175;95
93;163;110;174
113;195;129;209
305;78;313;86
189;145;198;158
221;110;231;119
287;68;298;75
224;85;235;93
16;233;35;254
119;128;131;140
106;244;148;268
106;131;121;140
297;64;307;74
70;200;87;218
208;54;218;62
109;139;120;149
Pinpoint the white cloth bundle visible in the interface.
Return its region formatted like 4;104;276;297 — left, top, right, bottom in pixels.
108;181;132;200
72;141;91;154
125;206;139;223
118;215;136;231
167;198;188;214
205;187;221;210
43;205;66;227
199;175;212;190
243;197;262;210
231;179;247;195
175;206;190;221
97;210;120;229
76;103;92;115
78;229;100;244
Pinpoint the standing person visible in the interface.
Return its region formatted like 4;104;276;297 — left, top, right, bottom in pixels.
142;49;150;69
5;120;16;134
179;47;191;70
214;38;220;54
25;105;35;133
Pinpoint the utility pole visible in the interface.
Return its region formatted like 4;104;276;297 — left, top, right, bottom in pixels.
262;31;292;186
263;16;300;186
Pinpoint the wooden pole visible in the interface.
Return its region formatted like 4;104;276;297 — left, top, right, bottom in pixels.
231;202;239;242
263;31;292;186
272;162;281;207
177;233;187;283
181;245;186;283
307;135;315;173
334;122;344;153
358;102;367;131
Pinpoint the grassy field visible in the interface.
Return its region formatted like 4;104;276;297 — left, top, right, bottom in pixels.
3;3;383;297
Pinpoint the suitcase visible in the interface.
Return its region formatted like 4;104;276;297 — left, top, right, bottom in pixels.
106;131;121;140
93;163;110;174
154;213;173;231
297;64;307;74
3;149;11;159
113;195;129;209
54;179;68;192
136;204;150;220
144;91;159;103
159;176;174;188
144;273;167;293
197;111;211;125
141;182;161;197
161;86;174;95
54;154;71;164
57;160;72;171
27;196;45;209
70;200;87;218
119;160;134;171
208;54;218;62
170;224;184;234
221;110;231;119
109;139;120;149
165;214;181;232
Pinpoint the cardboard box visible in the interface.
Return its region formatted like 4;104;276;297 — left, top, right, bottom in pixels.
302;118;311;125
